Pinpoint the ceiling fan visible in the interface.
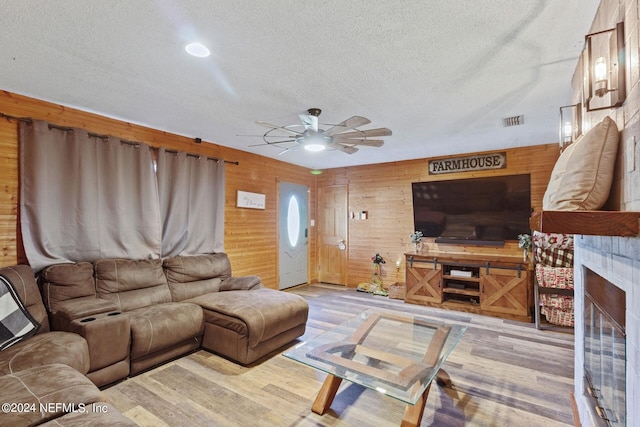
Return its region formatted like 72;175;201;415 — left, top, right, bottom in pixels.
249;108;392;155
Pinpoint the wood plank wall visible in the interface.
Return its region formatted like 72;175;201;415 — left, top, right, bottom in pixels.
0;90;316;289
316;145;559;286
0;90;559;289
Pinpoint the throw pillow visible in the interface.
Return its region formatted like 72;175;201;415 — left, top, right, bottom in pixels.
543;116;620;210
0;274;40;350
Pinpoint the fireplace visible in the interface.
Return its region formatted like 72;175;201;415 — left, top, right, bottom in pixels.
583;269;626;426
573;235;639;427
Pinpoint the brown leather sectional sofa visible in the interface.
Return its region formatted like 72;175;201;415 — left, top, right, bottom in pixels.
0;253;309;426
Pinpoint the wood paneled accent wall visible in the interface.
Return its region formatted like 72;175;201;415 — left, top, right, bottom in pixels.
0;91;316;289
317;145;559;287
1;90;559;290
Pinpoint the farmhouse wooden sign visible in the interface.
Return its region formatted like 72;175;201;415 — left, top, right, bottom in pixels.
237;191;266;209
428;152;506;174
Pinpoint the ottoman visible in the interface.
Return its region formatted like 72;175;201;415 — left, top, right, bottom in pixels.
187;288;309;364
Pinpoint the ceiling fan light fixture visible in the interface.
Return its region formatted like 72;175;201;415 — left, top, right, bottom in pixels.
303;142;327;152
300;130;330;152
185;42;210;58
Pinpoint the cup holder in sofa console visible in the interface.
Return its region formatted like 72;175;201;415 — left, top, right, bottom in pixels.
80;317;96;323
107;312;121;316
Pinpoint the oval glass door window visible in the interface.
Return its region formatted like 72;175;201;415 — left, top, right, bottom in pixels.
287;195;300;247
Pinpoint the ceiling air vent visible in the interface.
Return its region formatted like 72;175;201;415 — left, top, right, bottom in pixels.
502;115;524;127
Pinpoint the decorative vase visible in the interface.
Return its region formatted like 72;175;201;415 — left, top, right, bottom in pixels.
414;241;421;253
523;248;528;262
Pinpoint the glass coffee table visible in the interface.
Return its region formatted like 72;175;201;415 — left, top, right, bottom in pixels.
284;309;466;427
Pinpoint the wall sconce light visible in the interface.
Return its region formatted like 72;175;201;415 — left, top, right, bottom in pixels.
584;22;626;111
558;103;582;150
593;57;608;96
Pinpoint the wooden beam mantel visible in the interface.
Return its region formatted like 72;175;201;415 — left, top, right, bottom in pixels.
530;210;640;237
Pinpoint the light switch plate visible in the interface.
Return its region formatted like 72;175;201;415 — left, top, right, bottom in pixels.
626;136;636;172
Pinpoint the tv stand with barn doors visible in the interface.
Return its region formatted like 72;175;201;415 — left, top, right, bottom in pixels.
405;252;532;322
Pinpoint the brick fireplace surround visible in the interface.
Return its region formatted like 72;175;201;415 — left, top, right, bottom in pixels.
574;235;639;426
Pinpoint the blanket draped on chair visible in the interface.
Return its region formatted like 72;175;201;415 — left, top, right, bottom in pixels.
0;274;40;350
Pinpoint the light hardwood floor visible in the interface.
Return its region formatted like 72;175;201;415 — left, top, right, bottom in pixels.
102;284;575;426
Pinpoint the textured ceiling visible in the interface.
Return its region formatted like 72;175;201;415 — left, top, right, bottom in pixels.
0;0;599;169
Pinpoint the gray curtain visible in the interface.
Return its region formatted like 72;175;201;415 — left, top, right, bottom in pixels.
156;148;225;257
19;120;162;270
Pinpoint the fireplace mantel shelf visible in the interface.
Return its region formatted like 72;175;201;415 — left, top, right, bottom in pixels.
530;210;640;236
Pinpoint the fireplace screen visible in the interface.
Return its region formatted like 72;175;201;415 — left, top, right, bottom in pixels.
584;269;626;426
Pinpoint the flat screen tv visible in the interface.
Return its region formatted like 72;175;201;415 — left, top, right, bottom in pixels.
411;174;531;245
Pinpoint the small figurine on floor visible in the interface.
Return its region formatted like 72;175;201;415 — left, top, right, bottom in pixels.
357;253;388;296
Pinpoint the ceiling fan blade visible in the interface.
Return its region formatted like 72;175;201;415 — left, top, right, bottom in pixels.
339;146;359;154
324;116;371;136
332;127;392;138
328;142;358;154
255;121;303;135
248;139;296;147
299;114;318;132
334;139;385;147
277;146;298;156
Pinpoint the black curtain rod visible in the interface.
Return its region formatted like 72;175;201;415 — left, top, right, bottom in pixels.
154;147;239;165
0;112;32;123
48;124;74;132
0;111;239;165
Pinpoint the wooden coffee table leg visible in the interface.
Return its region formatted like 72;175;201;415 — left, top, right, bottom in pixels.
435;368;451;387
401;382;432;427
311;374;343;415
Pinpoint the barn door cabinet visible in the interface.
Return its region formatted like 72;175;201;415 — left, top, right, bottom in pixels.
405;252;532;322
405;258;443;304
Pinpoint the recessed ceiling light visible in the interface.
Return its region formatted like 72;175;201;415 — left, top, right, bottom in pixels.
185;42;210;58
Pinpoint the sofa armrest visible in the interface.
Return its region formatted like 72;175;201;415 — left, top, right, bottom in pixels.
47;296;130;378
219;275;264;291
68;312;130;376
52;297;119;320
49;297;119;331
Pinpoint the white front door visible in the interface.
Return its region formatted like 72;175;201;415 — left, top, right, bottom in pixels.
278;181;309;289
